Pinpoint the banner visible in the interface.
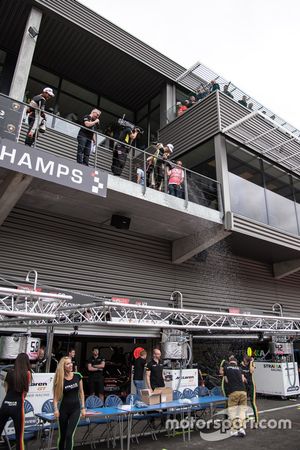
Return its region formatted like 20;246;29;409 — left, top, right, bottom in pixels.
0;138;108;197
0;96;25;142
163;368;198;393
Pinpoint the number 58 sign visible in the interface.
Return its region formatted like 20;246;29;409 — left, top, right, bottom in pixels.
26;337;41;360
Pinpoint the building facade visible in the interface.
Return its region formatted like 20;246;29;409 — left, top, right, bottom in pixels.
0;0;300;342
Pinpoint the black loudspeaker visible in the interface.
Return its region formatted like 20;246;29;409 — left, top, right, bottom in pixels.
111;214;131;230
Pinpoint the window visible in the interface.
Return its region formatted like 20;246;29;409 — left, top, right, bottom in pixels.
149;107;160;143
227;141;264;187
58;93;94;120
226;139;299;234
263;162;298;234
181;139;216;180
29;65;59;87
61;80;98;105
100;96;134;121
136;104;148;122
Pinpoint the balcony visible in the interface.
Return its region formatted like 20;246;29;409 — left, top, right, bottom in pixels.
0;93;226;264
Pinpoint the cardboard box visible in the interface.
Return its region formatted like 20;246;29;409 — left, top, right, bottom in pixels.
154;387;173;403
140;389;161;405
140;387;173;405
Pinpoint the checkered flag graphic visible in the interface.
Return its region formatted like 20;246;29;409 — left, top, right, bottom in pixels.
92;170;104;194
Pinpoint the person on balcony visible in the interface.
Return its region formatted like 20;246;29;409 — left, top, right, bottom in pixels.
209;80;220;93
238;95;248;108
24;87;55;147
147;143;173;191
223;85;234;98
188;95;197;107
176;101;188;116
111;127;139;176
77;109;101;166
168;160;185;198
196;85;208;101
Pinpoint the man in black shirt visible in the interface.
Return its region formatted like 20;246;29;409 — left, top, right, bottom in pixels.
224;356;247;437
87;347;105;401
111;126;139;176
68;348;78;372
77;109;101;166
238;95;248;108
146;348;165;391
32;346;47;373
133;350;147;394
240;354;258;425
25;87;55;147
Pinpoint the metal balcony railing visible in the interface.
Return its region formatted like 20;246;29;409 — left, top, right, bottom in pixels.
0;93;222;213
173;60;300;136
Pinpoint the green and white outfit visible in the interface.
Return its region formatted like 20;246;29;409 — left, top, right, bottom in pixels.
57;372;82;450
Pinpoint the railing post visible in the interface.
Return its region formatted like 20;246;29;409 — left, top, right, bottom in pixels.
33;108;41;148
143;151;146;195
94;134;98;169
164;163;168;194
129;148;133;182
184;168;189;208
217;182;224;214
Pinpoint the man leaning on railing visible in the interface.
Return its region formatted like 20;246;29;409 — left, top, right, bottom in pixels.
24;87;55;147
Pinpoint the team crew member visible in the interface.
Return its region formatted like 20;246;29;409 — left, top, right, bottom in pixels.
241;354;258;425
77;109;101;166
32;346;47;373
133;350;147;394
68;348;78;373
219;354;234;396
53;357;85;450
25;87;55;147
87;347;105;401
111;127;139;176
146;349;165;390
224;356;247;437
0;353;32;450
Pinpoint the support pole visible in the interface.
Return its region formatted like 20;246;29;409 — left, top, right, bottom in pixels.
9;7;43;101
46;326;54;373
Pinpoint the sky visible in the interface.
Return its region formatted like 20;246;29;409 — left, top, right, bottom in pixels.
79;0;300;129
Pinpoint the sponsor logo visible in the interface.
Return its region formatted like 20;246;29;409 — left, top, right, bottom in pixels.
12;102;20;111
31;382;48;387
263;363;282;370
6;124;16;134
287;385;300;392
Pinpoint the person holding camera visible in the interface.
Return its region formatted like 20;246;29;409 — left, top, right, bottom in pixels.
111;126;139;176
77;109;101;166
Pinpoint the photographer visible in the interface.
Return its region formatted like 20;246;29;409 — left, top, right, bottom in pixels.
111;125;139;176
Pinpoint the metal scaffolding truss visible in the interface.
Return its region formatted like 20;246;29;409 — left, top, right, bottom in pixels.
1;271;300;335
0;286;73;321
222;110;300;176
1;295;300;335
